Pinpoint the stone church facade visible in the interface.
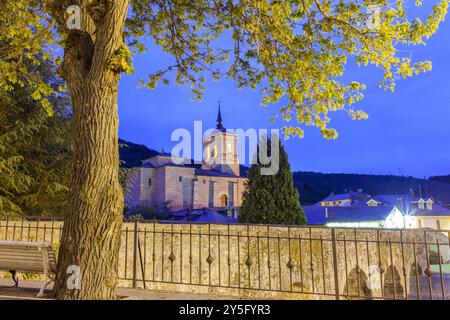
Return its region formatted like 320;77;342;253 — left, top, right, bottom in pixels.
125;108;247;212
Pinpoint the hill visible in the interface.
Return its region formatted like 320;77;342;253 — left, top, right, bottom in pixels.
294;171;450;205
119;139;159;168
429;175;450;185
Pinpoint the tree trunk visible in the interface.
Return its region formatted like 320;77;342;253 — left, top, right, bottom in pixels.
53;82;124;300
49;0;130;299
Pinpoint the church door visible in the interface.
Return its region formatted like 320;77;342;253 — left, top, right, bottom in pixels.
220;194;228;207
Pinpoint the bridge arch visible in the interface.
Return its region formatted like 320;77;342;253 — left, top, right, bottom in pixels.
384;265;405;299
343;267;372;300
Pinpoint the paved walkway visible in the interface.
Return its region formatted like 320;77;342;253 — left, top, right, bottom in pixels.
0;278;238;300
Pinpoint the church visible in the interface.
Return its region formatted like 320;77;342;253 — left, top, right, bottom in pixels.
125;108;247;212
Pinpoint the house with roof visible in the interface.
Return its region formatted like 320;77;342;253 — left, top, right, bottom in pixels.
304;193;450;230
318;191;371;207
124;108;247;213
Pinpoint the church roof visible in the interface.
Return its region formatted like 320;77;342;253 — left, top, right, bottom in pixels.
141;162;247;178
195;168;245;178
156;151;172;157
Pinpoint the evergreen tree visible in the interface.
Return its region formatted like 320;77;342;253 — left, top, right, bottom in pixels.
239;136;306;225
0;58;72;216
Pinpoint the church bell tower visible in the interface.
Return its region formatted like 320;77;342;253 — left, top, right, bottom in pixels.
203;103;240;176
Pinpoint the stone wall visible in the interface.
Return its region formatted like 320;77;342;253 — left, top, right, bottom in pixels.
119;223;433;300
0;219;441;299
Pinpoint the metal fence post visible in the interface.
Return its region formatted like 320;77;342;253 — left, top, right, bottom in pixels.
132;220;138;289
331;228;340;300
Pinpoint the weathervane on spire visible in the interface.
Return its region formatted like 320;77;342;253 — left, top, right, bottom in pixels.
216;99;225;131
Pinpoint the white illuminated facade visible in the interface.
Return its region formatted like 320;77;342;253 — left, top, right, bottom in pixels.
305;193;450;230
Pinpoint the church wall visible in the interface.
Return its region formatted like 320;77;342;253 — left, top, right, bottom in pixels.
139;168;155;208
164;166;196;211
124;169;143;210
150;167;166;211
213;178;230;207
125;168;165;213
193;176;247;208
236;178;246;206
193;177;210;209
125;166;247;212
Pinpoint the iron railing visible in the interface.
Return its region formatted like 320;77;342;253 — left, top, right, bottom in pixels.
0;215;449;300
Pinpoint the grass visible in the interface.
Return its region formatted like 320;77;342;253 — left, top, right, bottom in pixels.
431;263;450;274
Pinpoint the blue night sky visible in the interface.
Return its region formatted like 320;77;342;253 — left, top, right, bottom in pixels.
118;5;450;178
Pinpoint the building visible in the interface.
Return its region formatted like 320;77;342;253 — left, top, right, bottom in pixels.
124;107;247;213
318;191;371;207
304;193;450;230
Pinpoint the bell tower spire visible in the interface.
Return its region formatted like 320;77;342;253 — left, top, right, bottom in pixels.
216;100;225;131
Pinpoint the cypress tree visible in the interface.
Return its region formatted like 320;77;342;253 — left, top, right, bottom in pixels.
239;136;306;225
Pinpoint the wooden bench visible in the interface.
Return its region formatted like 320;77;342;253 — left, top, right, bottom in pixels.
0;241;57;297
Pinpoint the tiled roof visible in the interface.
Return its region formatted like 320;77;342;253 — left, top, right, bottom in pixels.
326;206;396;223
157;152;173;157
195;168;245;178
370;195;420;205
321;193;353;202
320;192;370;203
141;162;193;169
141;162;246;178
410;204;450;217
303;206;327;225
304;205;396;224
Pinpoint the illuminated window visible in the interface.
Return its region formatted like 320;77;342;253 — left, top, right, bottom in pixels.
213;145;218;158
205;147;210;161
227;143;232;153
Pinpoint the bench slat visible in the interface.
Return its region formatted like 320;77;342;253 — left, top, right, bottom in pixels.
0;245;50;249
0;241;57;277
0;250;42;254
0;256;43;261
0;264;44;272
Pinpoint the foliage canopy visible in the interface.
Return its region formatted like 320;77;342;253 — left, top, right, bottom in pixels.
1;0;448;139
